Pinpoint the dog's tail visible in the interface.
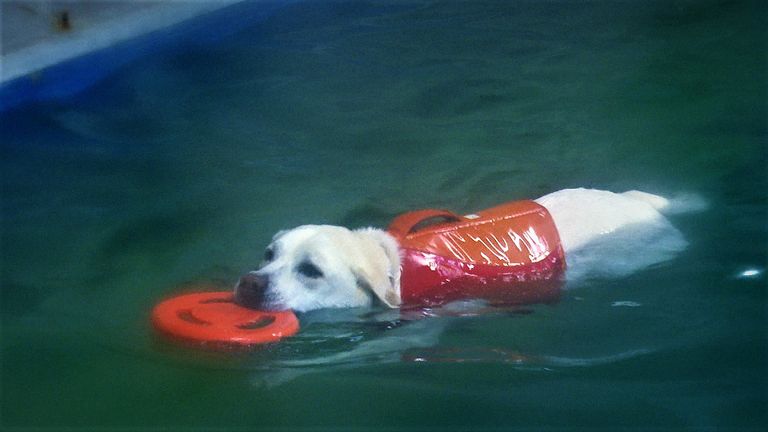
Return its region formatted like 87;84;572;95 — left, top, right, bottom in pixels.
621;190;707;215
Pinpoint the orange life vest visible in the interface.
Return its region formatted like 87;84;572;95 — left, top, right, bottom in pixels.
387;200;566;307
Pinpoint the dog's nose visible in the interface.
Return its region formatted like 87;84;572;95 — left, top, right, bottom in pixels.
238;272;268;292
234;272;269;308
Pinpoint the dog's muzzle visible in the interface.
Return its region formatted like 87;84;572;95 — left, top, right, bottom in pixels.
234;272;269;309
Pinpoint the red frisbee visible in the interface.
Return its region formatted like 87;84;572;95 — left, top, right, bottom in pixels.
151;291;299;348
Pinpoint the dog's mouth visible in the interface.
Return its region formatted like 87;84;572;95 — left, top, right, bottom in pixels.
235;272;270;310
234;285;287;312
237;297;288;312
233;289;264;310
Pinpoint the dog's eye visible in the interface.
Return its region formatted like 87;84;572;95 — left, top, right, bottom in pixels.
297;261;323;279
264;248;275;262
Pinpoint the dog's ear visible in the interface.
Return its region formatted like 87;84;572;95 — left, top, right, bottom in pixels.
353;228;401;308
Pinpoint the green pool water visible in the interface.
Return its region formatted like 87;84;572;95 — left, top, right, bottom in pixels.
1;0;766;430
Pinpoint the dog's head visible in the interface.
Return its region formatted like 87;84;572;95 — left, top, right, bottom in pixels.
234;225;401;312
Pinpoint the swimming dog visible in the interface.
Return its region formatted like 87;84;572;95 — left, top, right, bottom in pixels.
234;188;689;312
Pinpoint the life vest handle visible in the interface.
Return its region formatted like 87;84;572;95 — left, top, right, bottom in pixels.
387;209;463;238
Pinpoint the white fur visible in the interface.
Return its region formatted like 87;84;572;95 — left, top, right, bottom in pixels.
243;189;691;311
535;188;671;253
535;188;689;281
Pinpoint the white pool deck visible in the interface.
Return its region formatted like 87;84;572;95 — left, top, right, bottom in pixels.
0;1;244;86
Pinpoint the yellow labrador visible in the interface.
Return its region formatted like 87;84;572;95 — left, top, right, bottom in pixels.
235;188;694;312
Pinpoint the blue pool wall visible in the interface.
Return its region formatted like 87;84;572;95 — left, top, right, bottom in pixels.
0;1;296;113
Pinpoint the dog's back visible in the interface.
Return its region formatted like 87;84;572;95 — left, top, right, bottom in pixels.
535;188;692;281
